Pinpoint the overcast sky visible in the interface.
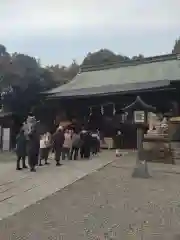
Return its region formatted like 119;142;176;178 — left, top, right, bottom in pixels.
0;0;179;65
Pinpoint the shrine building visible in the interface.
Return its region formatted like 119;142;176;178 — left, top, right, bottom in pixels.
43;53;180;149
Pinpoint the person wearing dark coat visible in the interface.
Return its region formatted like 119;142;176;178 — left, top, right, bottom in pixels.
27;129;40;172
80;130;91;159
84;132;92;159
91;131;99;156
80;129;87;159
52;127;65;166
70;131;81;160
16;129;28;170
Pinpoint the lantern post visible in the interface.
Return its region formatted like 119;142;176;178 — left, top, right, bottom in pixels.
123;96;156;178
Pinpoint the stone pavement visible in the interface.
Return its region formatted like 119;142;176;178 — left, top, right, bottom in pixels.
0;152;180;239
1;152;180;239
0;150;117;220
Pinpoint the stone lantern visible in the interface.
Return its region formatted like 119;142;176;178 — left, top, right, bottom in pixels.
123;96;156;178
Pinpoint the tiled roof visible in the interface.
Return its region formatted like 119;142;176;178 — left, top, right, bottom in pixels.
48;80;171;99
46;54;180;97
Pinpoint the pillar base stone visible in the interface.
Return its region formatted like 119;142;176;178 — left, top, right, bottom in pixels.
132;161;151;178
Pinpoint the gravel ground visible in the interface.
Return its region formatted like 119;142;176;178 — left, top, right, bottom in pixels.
0;155;180;240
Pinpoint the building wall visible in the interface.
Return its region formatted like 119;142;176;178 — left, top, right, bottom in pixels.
43;87;180;149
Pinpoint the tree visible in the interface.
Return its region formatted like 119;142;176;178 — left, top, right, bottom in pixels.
47;61;79;84
172;38;180;54
66;59;80;80
82;49;130;66
0;50;53;115
0;44;6;56
39;68;57;90
0;44;81;117
132;54;144;60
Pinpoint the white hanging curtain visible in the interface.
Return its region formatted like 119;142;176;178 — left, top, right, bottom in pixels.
101;105;104;115
121;112;128;122
113;104;116;115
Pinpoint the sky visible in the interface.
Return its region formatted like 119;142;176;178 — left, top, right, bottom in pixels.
0;0;180;66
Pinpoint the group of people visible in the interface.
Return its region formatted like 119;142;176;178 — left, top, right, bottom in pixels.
15;125;100;172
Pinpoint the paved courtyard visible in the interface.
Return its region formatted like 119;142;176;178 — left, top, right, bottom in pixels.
0;151;115;220
0;151;180;239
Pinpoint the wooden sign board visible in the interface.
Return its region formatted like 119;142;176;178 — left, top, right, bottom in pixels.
134;111;145;123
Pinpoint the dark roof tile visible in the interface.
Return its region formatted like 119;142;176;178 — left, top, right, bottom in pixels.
46;54;180;97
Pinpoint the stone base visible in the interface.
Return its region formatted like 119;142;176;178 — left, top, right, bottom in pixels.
132;161;151;178
143;139;172;164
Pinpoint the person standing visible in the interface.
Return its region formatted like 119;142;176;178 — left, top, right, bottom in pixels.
27;129;40;172
62;129;72;160
16;129;28;170
52;126;65;166
96;129;101;153
39;131;51;166
70;131;81;160
83;131;92;159
91;130;99;156
80;128;87;159
45;131;52;163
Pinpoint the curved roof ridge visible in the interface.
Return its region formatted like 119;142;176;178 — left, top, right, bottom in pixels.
81;53;178;72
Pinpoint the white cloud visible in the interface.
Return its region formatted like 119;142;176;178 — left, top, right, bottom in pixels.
0;0;179;37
